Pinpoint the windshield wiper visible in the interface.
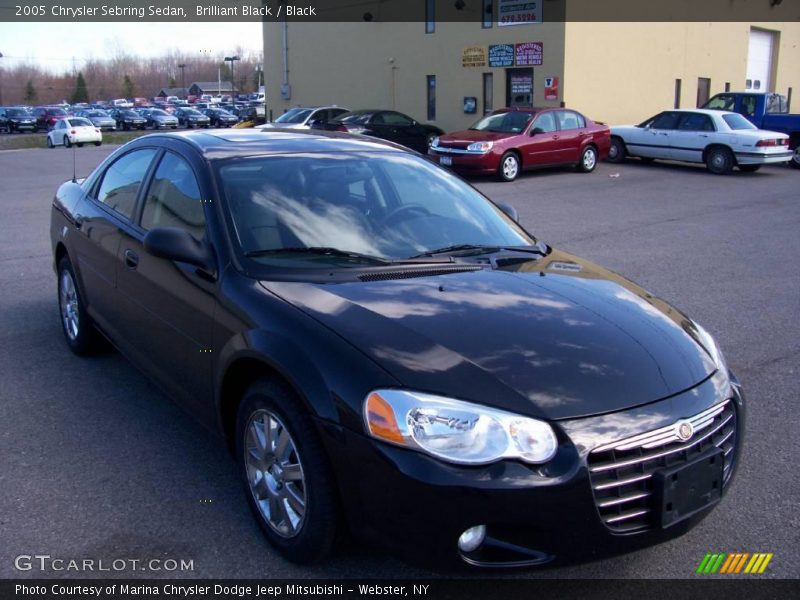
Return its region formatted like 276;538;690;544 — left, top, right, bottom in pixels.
245;246;455;265
410;244;547;259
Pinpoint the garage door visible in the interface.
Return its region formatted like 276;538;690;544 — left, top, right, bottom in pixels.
746;29;774;92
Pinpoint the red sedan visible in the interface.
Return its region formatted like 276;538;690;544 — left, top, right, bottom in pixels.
429;107;610;181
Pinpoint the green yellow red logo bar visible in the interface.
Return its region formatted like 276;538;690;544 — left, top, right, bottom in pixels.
696;552;773;574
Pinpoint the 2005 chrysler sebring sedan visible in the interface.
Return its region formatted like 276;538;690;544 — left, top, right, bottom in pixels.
50;129;743;568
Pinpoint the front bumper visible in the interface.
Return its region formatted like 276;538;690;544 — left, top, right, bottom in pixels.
321;370;744;568
9;121;36;131
428;148;500;175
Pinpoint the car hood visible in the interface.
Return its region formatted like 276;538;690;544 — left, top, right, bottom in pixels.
439;129;517;145
262;249;716;420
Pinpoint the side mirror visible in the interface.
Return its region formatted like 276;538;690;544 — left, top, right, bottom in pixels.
531;127;545;136
144;227;215;274
496;202;519;223
307;119;323;127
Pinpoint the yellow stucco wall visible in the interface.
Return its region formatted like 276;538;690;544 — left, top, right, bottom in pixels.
563;21;800;125
263;20;566;132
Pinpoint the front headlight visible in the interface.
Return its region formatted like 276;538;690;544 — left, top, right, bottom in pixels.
363;389;558;465
467;141;493;153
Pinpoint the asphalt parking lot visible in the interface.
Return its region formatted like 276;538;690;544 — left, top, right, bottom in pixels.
0;144;798;579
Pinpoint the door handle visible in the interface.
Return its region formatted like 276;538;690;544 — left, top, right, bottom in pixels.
74;215;84;229
552;135;560;140
659;132;669;136
124;249;139;270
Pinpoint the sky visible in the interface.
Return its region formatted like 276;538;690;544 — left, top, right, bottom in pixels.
0;22;264;71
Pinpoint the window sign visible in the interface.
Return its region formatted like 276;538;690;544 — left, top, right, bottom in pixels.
498;0;542;27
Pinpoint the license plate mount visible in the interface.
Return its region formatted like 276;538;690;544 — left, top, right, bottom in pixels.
439;155;453;166
654;448;724;528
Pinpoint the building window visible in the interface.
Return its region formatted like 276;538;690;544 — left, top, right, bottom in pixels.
425;0;435;33
482;0;493;28
696;77;711;107
483;72;493;115
674;79;682;109
725;82;731;92
427;75;436;121
788;87;793;111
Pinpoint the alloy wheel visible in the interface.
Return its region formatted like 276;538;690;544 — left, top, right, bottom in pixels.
583;147;597;171
502;155;519;180
59;270;80;341
244;409;307;538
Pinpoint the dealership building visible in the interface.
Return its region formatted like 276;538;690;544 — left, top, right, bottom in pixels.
262;0;800;131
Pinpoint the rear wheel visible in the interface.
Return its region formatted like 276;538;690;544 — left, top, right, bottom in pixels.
47;136;54;148
705;146;734;175
577;145;598;173
77;143;84;147
235;378;338;564
498;152;520;182
607;137;627;163
738;164;761;172
57;256;102;355
790;145;800;170
94;142;102;146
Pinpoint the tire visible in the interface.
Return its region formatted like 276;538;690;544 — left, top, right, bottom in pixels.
738;164;761;172
77;143;84;147
705;146;734;175
57;255;102;355
607;137;627;163
94;142;102;146
790;145;800;170
577;145;598;173
123;123;129;131
498;151;521;182
47;136;54;148
235;378;338;564
64;136;71;148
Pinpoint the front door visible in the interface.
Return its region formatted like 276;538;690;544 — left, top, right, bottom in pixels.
506;68;534;109
522;111;561;165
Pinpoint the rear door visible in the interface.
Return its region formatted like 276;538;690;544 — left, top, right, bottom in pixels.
669;112;716;163
554;110;587;164
69;148;159;340
114;149;216;420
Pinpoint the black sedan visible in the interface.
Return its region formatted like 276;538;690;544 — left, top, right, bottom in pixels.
110;109;147;131
202;108;239;128
50;129;743;569
174;107;211;128
317;109;444;153
0;107;37;133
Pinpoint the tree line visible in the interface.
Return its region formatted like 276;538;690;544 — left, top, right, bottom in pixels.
0;47;264;105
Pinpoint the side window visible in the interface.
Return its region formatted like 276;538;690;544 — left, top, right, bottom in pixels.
141;152;206;241
705;94;735;110
678;113;714;131
382;112;414;126
95;149;157;220
740;96;757;117
532;112;557;133
556;111;585;130
651;112;681;130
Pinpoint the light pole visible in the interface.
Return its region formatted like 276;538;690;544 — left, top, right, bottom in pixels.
177;63;187;97
224;55;239;99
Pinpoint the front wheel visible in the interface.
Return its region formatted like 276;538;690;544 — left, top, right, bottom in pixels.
47;136;55;148
577;145;598;173
94;141;102;146
235;379;338;564
607;137;627;163
498;152;520;182
63;136;71;148
57;256;102;355
706;147;734;175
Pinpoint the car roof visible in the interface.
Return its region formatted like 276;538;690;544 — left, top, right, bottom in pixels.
131;129;410;159
662;108;733;117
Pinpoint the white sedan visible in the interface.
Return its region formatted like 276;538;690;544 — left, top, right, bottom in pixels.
608;109;792;174
47;118;103;148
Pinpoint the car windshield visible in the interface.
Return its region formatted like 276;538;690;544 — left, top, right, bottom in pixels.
150;109;168;116
183;109;202;116
49;108;67;116
123;111;139;117
68;118;93;127
275;109;313;124
87;110;108;117
8;109;31;117
215;152;534;266
721;114;756;130
469;111;535;133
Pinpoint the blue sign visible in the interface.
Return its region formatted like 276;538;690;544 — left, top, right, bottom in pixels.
488;44;515;68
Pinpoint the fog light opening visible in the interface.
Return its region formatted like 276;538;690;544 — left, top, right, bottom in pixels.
457;525;486;553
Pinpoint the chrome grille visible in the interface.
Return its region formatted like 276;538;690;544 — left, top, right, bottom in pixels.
587;400;737;533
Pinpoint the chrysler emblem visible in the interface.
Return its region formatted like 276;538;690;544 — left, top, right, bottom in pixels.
675;420;694;442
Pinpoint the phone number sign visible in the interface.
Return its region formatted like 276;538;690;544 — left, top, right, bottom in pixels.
498;0;542;26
